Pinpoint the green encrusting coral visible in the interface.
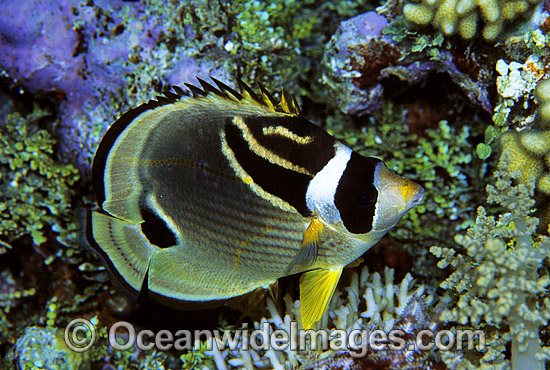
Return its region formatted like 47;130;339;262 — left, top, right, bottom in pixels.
148;0;370;93
431;165;550;369
0;105;79;249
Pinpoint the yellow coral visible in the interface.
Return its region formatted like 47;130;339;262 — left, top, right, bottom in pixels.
539;104;550;127
519;130;550;157
404;0;541;41
536;79;550;103
456;0;476;14
433;0;459;35
482;19;504;41
403;3;434;25
537;173;550;195
499;131;545;184
458;11;478;39
478;0;500;22
536;80;550;128
501;1;529;20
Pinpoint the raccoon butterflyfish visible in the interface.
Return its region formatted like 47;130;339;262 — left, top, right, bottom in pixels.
84;77;423;330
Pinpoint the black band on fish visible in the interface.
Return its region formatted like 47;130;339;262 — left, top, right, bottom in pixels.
238;115;336;175
334;152;381;234
223;118;313;216
140;207;177;248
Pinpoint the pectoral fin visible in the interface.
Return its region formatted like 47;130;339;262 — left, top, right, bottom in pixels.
285;219;324;274
299;267;343;330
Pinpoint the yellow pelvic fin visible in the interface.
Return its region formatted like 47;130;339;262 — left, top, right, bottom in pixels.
285;219;324;274
299;267;343;330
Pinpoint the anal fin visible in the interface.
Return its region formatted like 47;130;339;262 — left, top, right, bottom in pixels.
285;219;324;274
299;267;343;330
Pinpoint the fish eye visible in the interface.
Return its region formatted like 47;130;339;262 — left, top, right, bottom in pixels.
353;191;375;208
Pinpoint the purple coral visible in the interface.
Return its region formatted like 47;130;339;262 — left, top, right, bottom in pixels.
322;11;401;115
0;0;84;95
0;0;228;174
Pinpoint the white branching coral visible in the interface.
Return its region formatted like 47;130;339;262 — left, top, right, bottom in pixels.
327;267;429;332
203;266;433;369
430;166;550;370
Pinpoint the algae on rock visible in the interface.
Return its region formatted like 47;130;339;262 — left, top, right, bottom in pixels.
0;105;79;248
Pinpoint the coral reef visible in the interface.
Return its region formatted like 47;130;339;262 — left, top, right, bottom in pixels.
0;270;36;314
322;10;498;116
498;129;550;188
298;296;447;370
2;0;550;369
492;55;545;130
9;326;88;370
475;27;549;161
322;11;400;115
403;0;543;40
198;266;444;369
430;166;550;369
0;0;370;175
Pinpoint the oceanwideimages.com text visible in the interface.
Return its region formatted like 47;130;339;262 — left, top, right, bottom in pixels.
64;319;485;355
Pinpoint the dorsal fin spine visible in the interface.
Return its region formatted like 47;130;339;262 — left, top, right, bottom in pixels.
196;77;222;97
258;83;277;111
211;77;242;101
237;78;262;106
280;87;292;114
181;77;300;115
291;95;301;115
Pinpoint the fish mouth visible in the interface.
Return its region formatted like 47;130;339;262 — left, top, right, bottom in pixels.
410;185;424;206
399;180;424;207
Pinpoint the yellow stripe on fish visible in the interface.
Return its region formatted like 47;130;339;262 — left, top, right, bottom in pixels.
84;77;424;329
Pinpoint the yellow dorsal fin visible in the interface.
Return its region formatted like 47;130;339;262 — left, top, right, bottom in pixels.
181;77;300;115
258;82;277;111
280;87;292;113
299;267;343;330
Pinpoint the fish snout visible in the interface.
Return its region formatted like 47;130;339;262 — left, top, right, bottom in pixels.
399;180;424;207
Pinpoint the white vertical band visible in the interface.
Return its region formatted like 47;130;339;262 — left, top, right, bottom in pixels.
305;144;352;224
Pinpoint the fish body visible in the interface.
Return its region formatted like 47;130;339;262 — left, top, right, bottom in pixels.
85;78;423;329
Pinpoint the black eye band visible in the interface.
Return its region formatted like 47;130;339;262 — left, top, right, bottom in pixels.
334;153;381;234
